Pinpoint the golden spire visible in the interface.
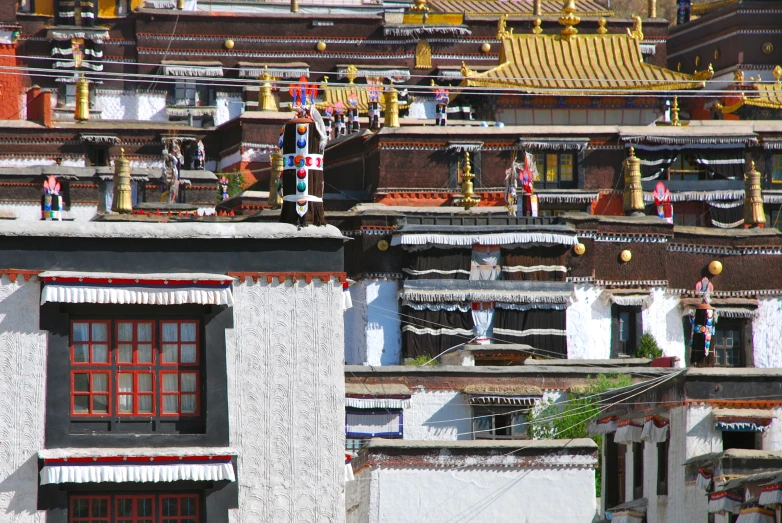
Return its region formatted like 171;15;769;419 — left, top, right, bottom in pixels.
626;14;643;40
559;0;580;38
75;74;90;122
532;18;542;34
671;96;681;126
648;0;657;18
111;148;133;214
774;65;782;83
460;60;476;77
457;152;479;210
497;14;513;39
345;64;358;84
410;0;429;12
596;17;608;34
623;147;644;216
744;160;766;228
259;66;277;112
268;148;283;208
533;0;542;16
384;86;400;128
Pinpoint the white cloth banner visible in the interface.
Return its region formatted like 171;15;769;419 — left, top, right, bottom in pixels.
40;462;235;485
345;397;411;409
614;423;644;444
41;285;234;306
471;307;494;339
346;411;402;437
641;419;669;443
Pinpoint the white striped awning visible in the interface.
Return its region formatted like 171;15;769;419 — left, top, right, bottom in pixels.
468;395;539;406
391;232;578;248
162;60;224;77
39;449;235;485
39;272;234;306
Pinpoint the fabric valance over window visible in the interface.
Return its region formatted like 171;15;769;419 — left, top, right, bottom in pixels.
713;409;773;432
403;248;470;279
39;272;235;306
162;60;224;77
346;409;403;438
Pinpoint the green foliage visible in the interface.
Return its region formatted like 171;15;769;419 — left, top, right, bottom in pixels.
527;373;634;496
635;332;663;359
406;355;438;366
215;172;246;203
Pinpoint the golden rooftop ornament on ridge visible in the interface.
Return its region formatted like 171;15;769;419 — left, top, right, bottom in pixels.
111;148;133;214
744;160;766;228
457;152;479;210
559;0;580;38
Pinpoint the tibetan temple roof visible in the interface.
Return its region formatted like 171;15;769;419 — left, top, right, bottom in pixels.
459;33;708;94
428;0;613;16
718;68;782;114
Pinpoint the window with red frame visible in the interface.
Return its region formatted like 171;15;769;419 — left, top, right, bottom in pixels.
69;494;199;523
70;319;201;419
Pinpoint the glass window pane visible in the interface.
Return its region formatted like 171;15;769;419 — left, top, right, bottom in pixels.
162;373;178;392
92;344;109;363
93;395;109;414
73;498;89;517
560;154;574;182
163;395;179;414
73;344;89;363
773;155;782;182
118;344;132;363
74;395;90;413
138;373;153;392
163;344;178;363
137;322;153;342
180;322;197;342
118;322;133;342
546;154;557;182
138;497;153;516
117;497;132;516
181;394;197;413
119;395;133;414
138;395;153;413
137;344;153;363
74;373;90;392
92;498;108;517
92;323;108;342
73;323;89;342
93;373;108;392
182;497;197;515
162;497;178;516
162;323;178;342
181;344;197;363
181;372;197;392
118;373;132;392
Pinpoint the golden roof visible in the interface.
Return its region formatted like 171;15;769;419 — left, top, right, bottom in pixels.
458;33;708;94
718;66;782;114
427;0;613;16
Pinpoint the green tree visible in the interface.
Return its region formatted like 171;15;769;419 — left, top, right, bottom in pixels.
636;332;663;359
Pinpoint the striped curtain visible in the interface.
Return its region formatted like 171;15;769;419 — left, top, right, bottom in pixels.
501;246;567;281
401;306;474;359
403;248;471;280
493;307;566;357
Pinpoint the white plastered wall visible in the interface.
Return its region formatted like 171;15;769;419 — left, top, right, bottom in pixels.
0;277;47;522
567;285;611;359
751;298;782;367
642;289;685;364
215;92;244;126
95;90;167;121
402;390;471;441
344;280;401;366
358;463;597;523
0;203;97;221
227;277;345;522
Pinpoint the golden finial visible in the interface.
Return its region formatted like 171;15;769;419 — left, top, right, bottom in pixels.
259;66;277;111
693;63;715;81
533;0;542;16
460;60;476;77
269;148;283;208
597;17;608;34
410;0;429;12
559;0;580;38
75;73;90;122
430;79;436;87
626;14;643;40
112;147;132;214
744;160;766;227
648;0;657;18
532;18;542;34
774;65;782;82
671;96;681;126
345;64;358;84
733;69;744;83
497;13;514;39
457;151;479;210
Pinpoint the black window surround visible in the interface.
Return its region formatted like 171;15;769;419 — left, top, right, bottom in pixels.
657;440;668;496
611;305;642;358
632;441;644;501
43;303;232;449
472;405;528;440
713;319;752;368
532;152;577;189
448;151;482;189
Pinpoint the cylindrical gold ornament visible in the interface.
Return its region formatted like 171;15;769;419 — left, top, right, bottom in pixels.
75;75;90;122
111;148;133;214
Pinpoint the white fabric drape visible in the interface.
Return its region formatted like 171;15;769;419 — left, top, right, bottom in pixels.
708;494;743;514
345;397;411;409
641;419;669;443
40;462;235;485
759;487;782;506
391;232;578;247
470;247;501;281
614;422;644;444
588;418;618;436
471;305;494;340
736;507;775;523
41;286;233;306
345;411;402;437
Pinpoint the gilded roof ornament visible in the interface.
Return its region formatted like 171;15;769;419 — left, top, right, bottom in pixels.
671;96;682;126
773;65;782;82
693;63;714;81
626;14;643;41
733;68;744;83
497;14;514;39
596;17;608;34
410;0;429;12
345;64;359;84
415;40;432;69
460;60;476;77
558;0;580;38
532;18;542;34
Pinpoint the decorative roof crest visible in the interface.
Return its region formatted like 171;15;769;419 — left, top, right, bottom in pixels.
559;0;580;38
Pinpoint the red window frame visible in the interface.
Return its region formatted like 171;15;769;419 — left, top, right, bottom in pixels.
160;371;200;417
70;495;110;523
116;370;156;416
159;494;200;522
116;320;156;366
71;371;111;416
71;320;111;366
160;320;200;366
115;495;155;523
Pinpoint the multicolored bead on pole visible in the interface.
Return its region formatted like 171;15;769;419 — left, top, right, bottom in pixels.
278;117;327;226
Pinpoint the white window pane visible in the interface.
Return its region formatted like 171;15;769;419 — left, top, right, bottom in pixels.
92;373;108;392
181;372;197;392
73;323;89;341
118;322;133;342
92;323;108;342
162;344;178;363
118;373;132;392
138;395;152;413
73;344;89;363
162;373;178;392
180;323;196;342
163;395;178;413
181;344;197;363
162;323;178;342
181;394;196;413
137;344;153;363
119;395;133;414
138;373;153;392
92;344;109;363
137;322;152;342
118;344;132;363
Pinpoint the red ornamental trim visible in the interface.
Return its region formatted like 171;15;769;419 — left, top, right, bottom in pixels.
43;276;230;286
762;483;782;492
44;455;233;464
617;419;643;428
699;468;713;478
645;415;670;427
597;415;618;424
346;394;412;400
709;491;742;501
228;271;347;284
0;269;39;283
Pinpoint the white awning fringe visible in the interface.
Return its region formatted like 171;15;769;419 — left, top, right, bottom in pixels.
40;462;235;485
41;286;233;306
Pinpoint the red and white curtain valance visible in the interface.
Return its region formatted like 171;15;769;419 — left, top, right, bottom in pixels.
39;272;234;306
736;504;775;523
588;415;619;436
759;483;782;506
614;419;644;444
708;491;743;515
40;455;235;485
697;468;714;492
641;416;669;443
